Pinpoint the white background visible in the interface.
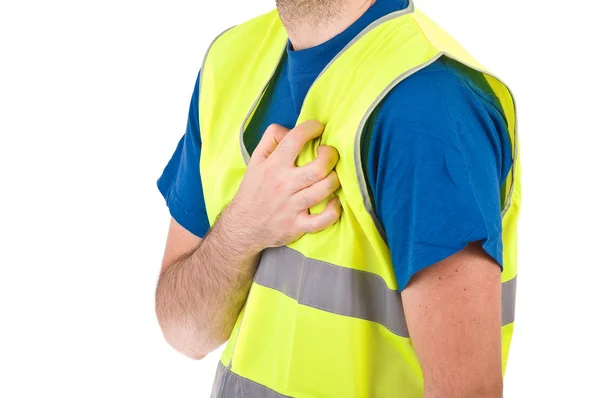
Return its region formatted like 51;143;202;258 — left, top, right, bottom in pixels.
1;0;598;396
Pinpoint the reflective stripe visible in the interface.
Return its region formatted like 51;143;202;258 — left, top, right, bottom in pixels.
212;362;289;398
255;246;410;336
216;250;517;396
502;276;517;325
255;246;517;338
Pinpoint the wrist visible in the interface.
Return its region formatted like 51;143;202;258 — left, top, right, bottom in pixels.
213;203;265;257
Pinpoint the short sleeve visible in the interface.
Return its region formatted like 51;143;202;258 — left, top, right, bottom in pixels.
157;71;211;238
363;58;513;291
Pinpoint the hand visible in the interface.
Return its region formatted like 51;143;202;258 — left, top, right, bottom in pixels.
228;120;342;251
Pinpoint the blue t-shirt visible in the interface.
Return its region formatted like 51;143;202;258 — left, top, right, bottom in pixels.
158;0;512;291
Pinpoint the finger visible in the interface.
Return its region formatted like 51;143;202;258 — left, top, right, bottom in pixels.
293;145;339;189
249;124;290;167
272;120;324;165
295;196;342;234
292;171;340;210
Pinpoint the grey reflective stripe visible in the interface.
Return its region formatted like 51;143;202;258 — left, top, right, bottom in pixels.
213;266;517;398
502;276;517;325
500;80;519;218
212;362;290;398
255;246;517;338
256;246;410;336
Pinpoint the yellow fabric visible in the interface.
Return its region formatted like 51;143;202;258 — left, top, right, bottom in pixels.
200;3;519;397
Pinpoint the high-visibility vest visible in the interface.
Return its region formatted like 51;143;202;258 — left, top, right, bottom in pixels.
200;1;520;396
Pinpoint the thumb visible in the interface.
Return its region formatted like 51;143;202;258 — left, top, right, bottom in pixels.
248;124;289;167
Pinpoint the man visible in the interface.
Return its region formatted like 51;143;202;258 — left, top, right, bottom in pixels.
155;0;519;396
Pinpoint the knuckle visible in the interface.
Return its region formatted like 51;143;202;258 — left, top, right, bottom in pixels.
273;176;286;192
302;194;315;208
275;141;290;155
275;143;286;154
262;165;277;180
300;169;317;184
312;166;328;181
264;169;288;192
306;220;318;233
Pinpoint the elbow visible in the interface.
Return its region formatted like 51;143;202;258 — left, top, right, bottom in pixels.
158;322;208;360
174;344;206;361
178;349;206;361
157;316;224;361
154;283;230;360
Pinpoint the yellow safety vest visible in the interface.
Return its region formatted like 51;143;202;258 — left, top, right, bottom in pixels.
200;1;520;396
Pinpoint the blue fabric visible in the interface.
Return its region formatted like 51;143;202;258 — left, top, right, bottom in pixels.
157;73;208;237
157;0;512;291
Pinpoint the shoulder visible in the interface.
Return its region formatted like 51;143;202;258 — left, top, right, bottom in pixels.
374;57;505;131
362;56;513;213
361;62;511;290
365;57;511;179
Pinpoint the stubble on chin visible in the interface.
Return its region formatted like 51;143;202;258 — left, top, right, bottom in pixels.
276;0;349;31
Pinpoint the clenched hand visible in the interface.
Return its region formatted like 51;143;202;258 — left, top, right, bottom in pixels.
228;120;342;251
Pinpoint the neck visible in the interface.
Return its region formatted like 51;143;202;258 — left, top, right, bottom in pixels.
277;0;376;50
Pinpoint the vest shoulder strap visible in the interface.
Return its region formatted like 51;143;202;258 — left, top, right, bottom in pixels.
411;9;488;72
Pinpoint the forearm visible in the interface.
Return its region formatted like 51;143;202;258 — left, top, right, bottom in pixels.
155;208;261;359
155;121;341;359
